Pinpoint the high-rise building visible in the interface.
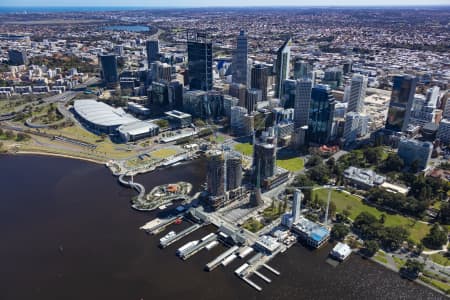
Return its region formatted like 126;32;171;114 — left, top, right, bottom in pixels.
409;89;440;127
281;79;297;109
99;54;119;88
323;67;343;89
245;88;261;113
307;85;336;145
229;83;247;106
293;60;312;80
223;95;239;118
231;106;249;136
226;153;243;191
114;45;124;57
343;112;369;146
187;33;213;91
397;137;433;170
232;30;248;85
274;37;292;98
346;74;368;113
342;60;353;74
438;119;450;144
207;150;225;197
146;40;160;65
251;64;269;101
168;81;184;110
150;61;173;82
8;49;28;66
294;79;313;129
385;75;417;132
253;142;276;182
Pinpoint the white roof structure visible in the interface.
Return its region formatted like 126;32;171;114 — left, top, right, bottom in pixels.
74;99;137;127
118;121;159;136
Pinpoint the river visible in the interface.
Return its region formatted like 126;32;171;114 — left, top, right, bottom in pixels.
0;155;444;300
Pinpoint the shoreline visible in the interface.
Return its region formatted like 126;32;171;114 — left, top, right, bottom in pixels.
8;150;106;165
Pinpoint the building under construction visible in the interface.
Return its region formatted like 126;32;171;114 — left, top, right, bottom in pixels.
206;149;244;209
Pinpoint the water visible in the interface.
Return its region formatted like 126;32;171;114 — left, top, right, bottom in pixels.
103;25;150;32
0;155;444;300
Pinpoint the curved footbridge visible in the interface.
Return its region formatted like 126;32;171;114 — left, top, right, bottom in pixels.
118;174;145;201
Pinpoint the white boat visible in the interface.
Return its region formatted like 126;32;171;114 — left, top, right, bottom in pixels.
205;240;219;250
330;242;352;261
176;240;199;256
159;231;176;244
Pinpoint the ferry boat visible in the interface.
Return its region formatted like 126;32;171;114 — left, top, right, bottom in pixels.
329;242;352;261
176;240;199;256
159;231;176;245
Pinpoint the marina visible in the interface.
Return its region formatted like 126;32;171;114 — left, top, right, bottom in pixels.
160;224;202;248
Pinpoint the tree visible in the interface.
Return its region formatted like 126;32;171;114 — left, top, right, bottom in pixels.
381;226;409;251
307;164;330;185
342;209;351;219
422;224;448;250
292;174;314;203
331;223;350;241
379;214;386;224
363;240;379;257
380;153;404;173
326;157;336;170
363;147;383;165
402;259;424;277
0;128;3;136
440;202;450;225
305;155;323;168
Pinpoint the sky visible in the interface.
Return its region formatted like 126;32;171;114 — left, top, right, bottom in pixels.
1;0;449;7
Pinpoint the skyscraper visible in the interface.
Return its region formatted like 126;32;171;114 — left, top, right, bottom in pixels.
146;40;160;65
253;142;276;182
251;64;269;101
207;150;225;197
274;37;292;98
245;88;261;113
187;33;213;91
226;153;243;191
99;54;119;88
8;49;28;66
385;75;417;132
232;30;248;85
294;79;313;129
346;74;368;113
293;60;312;80
308;85;336;145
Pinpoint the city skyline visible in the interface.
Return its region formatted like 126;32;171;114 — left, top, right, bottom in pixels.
1;1;450;8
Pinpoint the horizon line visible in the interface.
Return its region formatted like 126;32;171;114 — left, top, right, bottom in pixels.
1;5;450;8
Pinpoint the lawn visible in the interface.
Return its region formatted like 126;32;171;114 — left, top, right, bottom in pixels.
150;148;178;159
313;189;431;244
429;253;450;267
234;142;253;156
242;217;264;233
374;251;388;264
393;256;406;269
420;276;450;294
276;157;304;172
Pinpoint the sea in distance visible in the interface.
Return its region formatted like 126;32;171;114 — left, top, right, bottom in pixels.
0;155;444;300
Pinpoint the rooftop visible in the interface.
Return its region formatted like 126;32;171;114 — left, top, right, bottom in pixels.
74;99;137;127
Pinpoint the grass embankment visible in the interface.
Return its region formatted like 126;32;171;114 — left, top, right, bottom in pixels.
313;189;430;244
374;251;388;264
150;148;178;159
420;275;450;295
429;253;450;267
234;142;304;172
277;157;304;172
234;142;253;156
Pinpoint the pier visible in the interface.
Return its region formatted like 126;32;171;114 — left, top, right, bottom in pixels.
242;277;262;292
263;264;280;276
180;234;217;260
254;270;271;283
140;215;179;234
205;245;239;271
160;224;202;248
